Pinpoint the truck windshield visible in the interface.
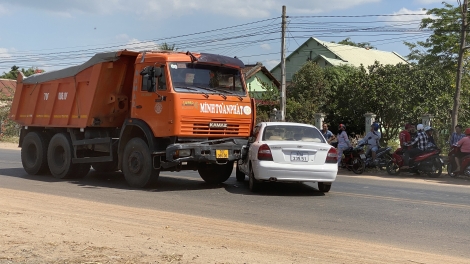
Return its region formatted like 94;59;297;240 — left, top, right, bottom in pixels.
169;62;246;96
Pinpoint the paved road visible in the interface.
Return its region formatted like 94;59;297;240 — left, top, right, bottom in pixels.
1;148;470;259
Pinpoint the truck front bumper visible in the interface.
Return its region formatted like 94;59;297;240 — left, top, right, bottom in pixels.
165;138;248;165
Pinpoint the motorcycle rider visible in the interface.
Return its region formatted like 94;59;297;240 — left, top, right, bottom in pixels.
404;124;428;166
449;125;465;149
453;128;470;172
337;124;352;167
359;123;381;165
399;123;412;167
424;126;436;149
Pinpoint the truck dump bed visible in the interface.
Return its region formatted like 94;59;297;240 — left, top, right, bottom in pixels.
10;50;139;128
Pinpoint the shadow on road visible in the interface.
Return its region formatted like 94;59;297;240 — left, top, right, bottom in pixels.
339;168;470;186
0;168;223;192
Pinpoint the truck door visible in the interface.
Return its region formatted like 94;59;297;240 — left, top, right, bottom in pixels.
133;65;170;137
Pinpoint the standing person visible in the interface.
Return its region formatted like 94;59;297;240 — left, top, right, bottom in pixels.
399;123;412;167
453;128;470;172
359;123;381;164
321;123;336;144
337;124;352;167
424;126;436;148
450;124;465;148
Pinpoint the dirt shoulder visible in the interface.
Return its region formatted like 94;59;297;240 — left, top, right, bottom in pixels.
0;141;19;150
0;187;467;264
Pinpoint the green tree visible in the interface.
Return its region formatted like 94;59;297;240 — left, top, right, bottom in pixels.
1;66;43;80
405;2;463;71
159;42;177;51
335;37;375;49
285;61;330;124
250;78;280;123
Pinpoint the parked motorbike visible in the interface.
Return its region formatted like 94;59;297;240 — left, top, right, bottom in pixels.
340;145;366;174
357;142;393;170
386;147;444;177
447;145;470;177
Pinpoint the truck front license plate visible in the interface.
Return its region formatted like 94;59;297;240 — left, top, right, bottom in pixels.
216;150;229;159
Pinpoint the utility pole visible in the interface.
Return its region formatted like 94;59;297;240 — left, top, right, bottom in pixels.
452;0;468;129
280;5;287;122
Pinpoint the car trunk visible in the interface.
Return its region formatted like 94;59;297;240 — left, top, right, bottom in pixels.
267;142;329;165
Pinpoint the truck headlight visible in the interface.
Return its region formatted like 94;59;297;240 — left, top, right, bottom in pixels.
174;149;191;158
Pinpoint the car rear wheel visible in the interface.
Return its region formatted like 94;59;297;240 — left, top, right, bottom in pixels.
21;132;50;175
236;162;245;182
198;161;234;184
318;182;331;193
248;166;261;192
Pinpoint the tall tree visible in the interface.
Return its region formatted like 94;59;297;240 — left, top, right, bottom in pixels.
159;42;177;51
335;37;375;49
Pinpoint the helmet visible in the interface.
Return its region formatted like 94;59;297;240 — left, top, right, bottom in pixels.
417;124;424;131
338;124;346;130
465;128;470;135
372;123;379;131
424;126;433;132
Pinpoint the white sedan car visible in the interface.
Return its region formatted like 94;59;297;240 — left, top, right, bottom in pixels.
236;122;338;192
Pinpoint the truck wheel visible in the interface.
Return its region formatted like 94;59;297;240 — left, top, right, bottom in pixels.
122;138;159;188
198;161;234;184
21;132;50;175
48;133;88;179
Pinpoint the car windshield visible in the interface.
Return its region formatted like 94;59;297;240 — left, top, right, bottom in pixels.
169;62;246;95
262;125;325;143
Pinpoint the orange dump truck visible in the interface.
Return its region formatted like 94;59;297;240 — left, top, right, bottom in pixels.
10;50;255;187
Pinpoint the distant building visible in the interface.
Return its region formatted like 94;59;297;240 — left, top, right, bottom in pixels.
271;37;408;83
242;62;280;101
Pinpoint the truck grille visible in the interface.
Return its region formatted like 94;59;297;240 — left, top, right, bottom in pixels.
180;117;250;136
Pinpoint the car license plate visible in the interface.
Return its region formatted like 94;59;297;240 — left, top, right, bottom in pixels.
216;149;229;159
360;154;366;159
291;151;308;162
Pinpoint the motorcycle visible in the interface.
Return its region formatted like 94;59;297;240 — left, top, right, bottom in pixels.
357;141;393;170
447;145;470;177
386;147;444;177
340;145;366;174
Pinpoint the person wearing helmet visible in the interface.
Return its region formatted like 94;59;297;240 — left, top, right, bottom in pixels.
359;122;381;165
337;124;352;167
453;128;470;172
404;123;429;165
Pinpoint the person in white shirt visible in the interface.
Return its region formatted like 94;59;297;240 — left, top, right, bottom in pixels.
360;123;381;164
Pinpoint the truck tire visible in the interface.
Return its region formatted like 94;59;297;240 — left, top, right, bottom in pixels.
21;132;49;175
48;133;90;179
122;138;159;188
198;161;234;184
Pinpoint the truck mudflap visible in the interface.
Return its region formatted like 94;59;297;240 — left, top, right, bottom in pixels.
164;137;248;166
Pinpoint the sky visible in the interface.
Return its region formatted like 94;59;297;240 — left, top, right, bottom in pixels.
0;0;451;75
